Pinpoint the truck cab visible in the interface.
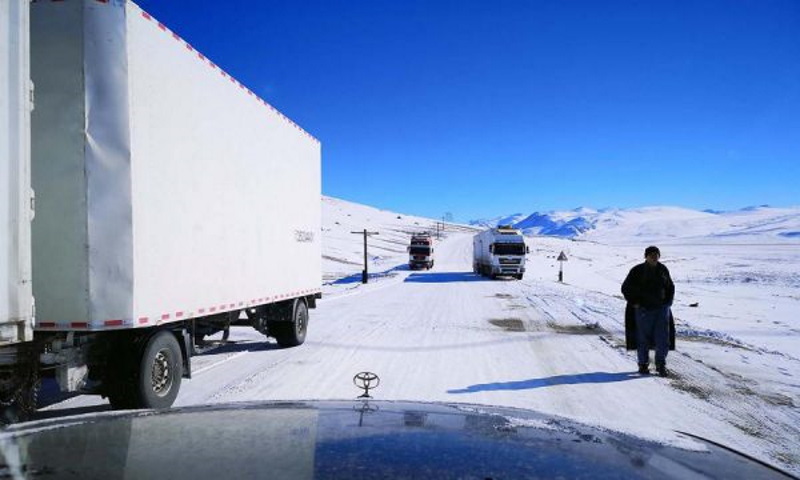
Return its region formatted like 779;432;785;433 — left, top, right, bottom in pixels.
408;234;434;270
473;226;528;280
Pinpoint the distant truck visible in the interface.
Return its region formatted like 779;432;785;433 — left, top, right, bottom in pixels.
408;234;435;270
473;227;528;279
1;0;321;416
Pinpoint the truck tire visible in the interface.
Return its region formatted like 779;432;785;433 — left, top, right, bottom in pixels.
139;331;182;409
274;299;308;348
516;274;524;280
109;330;182;410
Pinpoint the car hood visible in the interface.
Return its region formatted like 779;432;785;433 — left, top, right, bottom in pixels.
0;400;793;479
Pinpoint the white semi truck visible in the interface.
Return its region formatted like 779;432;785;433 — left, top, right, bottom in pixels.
473;227;528;280
1;0;321;417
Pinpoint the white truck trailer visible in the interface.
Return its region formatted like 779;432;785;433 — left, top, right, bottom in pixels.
408;234;434;270
1;0;321;416
1;0;36;414
473;227;528;280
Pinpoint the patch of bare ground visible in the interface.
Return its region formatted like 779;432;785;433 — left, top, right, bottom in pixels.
489;318;525;332
547;321;608;335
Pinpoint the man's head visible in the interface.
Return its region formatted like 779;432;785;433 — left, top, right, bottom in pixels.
644;246;660;266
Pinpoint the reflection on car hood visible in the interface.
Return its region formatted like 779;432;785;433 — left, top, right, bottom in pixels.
0;400;793;479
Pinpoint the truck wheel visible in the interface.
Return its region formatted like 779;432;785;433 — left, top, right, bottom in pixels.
274;299;308;348
110;330;182;410
516;274;524;280
139;331;182;409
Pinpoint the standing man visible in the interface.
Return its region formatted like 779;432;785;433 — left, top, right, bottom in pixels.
622;246;675;376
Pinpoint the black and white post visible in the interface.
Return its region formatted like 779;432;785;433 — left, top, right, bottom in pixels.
557;251;568;282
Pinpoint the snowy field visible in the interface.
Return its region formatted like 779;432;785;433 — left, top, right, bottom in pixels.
41;197;800;474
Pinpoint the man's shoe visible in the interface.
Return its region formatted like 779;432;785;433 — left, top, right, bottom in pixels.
638;364;650;375
656;365;669;377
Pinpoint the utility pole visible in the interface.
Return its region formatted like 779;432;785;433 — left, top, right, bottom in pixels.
351;229;379;283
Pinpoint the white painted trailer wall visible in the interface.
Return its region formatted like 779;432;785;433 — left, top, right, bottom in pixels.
0;0;34;346
30;1;321;331
472;230;493;267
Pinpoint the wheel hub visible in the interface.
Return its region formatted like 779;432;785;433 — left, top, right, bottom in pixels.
151;350;172;396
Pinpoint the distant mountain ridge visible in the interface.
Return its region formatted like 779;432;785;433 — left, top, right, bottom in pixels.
470;206;800;243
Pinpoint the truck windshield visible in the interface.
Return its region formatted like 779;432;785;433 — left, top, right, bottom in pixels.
409;246;431;255
493;243;525;256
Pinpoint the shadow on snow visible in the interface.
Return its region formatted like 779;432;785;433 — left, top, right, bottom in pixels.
447;371;644;394
404;272;488;283
330;264;408;285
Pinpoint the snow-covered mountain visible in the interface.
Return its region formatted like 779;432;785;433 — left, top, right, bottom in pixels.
469;213;528;229
471;205;800;243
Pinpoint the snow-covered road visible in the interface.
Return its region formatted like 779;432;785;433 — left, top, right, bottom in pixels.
41;232;799;474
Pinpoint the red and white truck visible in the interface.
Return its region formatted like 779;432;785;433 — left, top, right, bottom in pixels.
408;234;435;270
1;0;321;416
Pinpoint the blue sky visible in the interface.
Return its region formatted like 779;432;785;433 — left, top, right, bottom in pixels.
135;0;799;221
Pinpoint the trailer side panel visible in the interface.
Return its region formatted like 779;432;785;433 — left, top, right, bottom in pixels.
126;3;321;325
30;1;321;330
0;0;34;345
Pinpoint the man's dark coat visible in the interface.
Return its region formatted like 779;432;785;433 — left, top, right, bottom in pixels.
622;261;676;351
624;304;676;351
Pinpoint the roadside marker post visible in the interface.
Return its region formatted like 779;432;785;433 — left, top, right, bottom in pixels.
557;251;568;282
